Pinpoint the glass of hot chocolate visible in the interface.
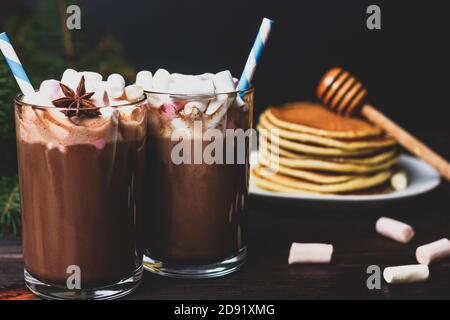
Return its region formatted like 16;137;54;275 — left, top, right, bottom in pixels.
14;70;148;299
140;69;254;278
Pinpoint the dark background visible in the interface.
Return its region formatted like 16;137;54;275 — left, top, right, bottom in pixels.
80;0;450;134
1;0;449;132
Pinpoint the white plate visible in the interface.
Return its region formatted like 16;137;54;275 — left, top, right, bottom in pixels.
249;151;441;204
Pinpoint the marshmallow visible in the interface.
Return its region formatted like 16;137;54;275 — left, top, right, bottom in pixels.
39;79;63;100
213;70;235;93
169;79;215;96
124;84;144;102
199;73;214;80
383;265;429;284
171;73;196;83
91;81;110;107
80;71;103;83
136;70;153;91
162;102;178;120
22;92;52;107
184;101;208;114
390;170;408;191
205;95;227;115
61;69;82;90
288;243;333;264
376;217;415;244
416;238;450;265
106;74;126;99
153;68;172;92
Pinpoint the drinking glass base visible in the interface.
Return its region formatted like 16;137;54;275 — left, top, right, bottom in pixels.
143;247;247;279
24;266;143;300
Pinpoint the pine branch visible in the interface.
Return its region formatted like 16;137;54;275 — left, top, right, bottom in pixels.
0;176;21;237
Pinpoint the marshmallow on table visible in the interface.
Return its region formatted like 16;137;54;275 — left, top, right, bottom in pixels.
383;265;429;284
124;84;144;102
39;79;63;100
416;238;450;265
106;74;126;99
288;243;333;265
153;68;172;92
136;70;153;91
376;217;415;244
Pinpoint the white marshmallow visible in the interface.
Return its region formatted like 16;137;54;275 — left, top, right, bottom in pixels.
213;70;235;93
22;92;53;107
390;170;408;191
199;73;214;80
39;79;63;100
376;217;415;244
106;74;126;99
288;243;333;264
80;71;103;83
205;95;227;115
125;84;144;102
383;265;429;284
92;81;110;106
171;73;196;83
169;79;215;96
136;70;153;91
184;101;208;114
153;69;172;92
61;69;82;90
416;238;450;265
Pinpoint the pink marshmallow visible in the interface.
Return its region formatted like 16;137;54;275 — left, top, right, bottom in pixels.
416;238;450;265
162;102;178;120
376;217;415;244
92;139;106;150
288;243;333;265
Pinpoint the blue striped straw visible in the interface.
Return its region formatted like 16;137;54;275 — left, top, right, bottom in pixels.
0;32;35;95
237;18;273;92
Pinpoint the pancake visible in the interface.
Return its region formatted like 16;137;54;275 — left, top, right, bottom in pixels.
258;125;382;157
266;102;382;138
252;165;393;194
259;137;398;165
259;112;396;150
259;146;400;174
258;155;356;184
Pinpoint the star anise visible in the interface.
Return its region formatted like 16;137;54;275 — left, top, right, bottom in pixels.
52;76;101;117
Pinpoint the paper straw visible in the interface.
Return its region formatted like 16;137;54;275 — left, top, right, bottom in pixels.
0;32;34;95
237;18;273;92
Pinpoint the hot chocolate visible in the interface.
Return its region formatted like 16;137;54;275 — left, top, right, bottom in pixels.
141;69;254;278
15;70;147;299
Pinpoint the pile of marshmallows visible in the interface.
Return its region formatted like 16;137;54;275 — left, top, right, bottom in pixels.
27;68;242;118
142;69;244;117
288;218;450;285
25;69;145;107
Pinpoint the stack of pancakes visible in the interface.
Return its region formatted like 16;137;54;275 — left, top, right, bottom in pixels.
252;102;400;194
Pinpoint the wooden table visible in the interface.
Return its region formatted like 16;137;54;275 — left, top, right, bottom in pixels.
1;183;449;300
1;132;449;300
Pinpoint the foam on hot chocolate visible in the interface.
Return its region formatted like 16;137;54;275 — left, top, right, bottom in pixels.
17;69;147;146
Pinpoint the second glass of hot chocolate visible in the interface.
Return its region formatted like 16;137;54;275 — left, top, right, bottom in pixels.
141;69;254;278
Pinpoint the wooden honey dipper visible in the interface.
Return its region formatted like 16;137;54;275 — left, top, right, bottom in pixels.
317;67;450;182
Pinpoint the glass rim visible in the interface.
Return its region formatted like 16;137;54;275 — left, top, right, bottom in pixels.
14;92;148;110
144;86;255;98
